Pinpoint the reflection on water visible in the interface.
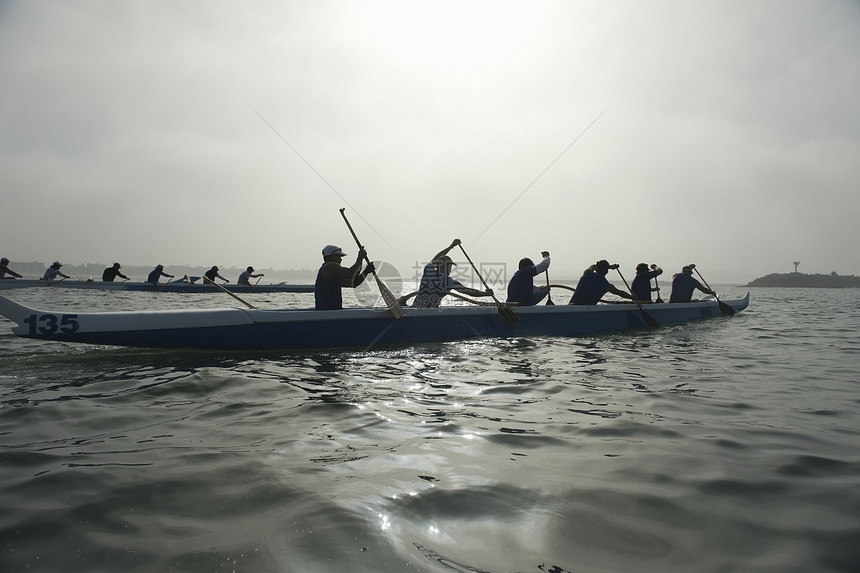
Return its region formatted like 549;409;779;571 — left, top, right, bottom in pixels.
0;288;859;572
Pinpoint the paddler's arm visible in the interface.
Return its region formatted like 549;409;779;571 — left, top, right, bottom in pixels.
695;282;716;296
451;279;493;298
533;252;551;275
429;239;461;263
346;246;366;287
348;261;376;288
607;284;634;300
454;286;493;297
325;248;369;287
606;264;633;300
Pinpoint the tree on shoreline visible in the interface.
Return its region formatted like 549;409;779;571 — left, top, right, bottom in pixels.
793;261;800;273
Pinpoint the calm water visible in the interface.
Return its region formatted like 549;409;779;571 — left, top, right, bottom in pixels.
0;287;858;572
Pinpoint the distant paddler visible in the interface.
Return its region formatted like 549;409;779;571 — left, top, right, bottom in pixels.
42;261;70;284
147;264;174;286
0;257;23;279
237;266;264;286
204;266;229;284
102;262;130;282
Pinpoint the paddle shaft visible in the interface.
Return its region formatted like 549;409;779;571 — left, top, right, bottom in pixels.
653;274;664;303
448;290;501;307
204;277;258;310
615;268;659;328
692;267;715;292
456;244;498;302
692;267;735;315
339;209;403;318
456;244;519;325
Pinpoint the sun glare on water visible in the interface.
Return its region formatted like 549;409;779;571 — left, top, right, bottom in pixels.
358;1;545;74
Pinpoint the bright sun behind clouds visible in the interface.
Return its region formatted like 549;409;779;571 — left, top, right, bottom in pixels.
357;1;546;74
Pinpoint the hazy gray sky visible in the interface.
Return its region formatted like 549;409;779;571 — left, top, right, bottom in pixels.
2;0;858;283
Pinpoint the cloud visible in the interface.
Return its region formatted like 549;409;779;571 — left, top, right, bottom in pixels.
1;0;858;283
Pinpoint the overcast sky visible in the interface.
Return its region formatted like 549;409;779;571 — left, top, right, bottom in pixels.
1;0;858;284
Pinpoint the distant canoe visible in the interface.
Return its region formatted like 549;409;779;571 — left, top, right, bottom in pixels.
0;279;314;293
0;292;750;351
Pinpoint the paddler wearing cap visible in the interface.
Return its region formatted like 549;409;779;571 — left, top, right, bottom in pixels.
669;264;715;303
412;239;494;308
314;244;375;310
237;266;263;286
42;261;70;284
147;264;174;286
568;259;634;305
0;257;23;279
102;262;130;282
204;265;229;284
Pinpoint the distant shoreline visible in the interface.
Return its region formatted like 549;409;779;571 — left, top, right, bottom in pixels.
746;272;860;288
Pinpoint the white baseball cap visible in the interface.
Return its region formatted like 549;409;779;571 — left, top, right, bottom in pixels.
322;245;347;257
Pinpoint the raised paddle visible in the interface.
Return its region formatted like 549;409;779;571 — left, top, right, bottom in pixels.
691;265;735;315
204;276;258;310
457;244;519;326
339;208;404;319
615;268;659;328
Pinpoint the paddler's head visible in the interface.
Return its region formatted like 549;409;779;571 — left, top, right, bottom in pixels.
433;255;456;275
322;245;347;263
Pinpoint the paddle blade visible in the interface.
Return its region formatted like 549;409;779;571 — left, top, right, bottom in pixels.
373;273;404;318
497;302;520;326
717;299;735;315
641;309;659;328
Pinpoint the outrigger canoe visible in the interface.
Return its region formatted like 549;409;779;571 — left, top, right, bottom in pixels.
0;293;749;351
0;279;314;293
